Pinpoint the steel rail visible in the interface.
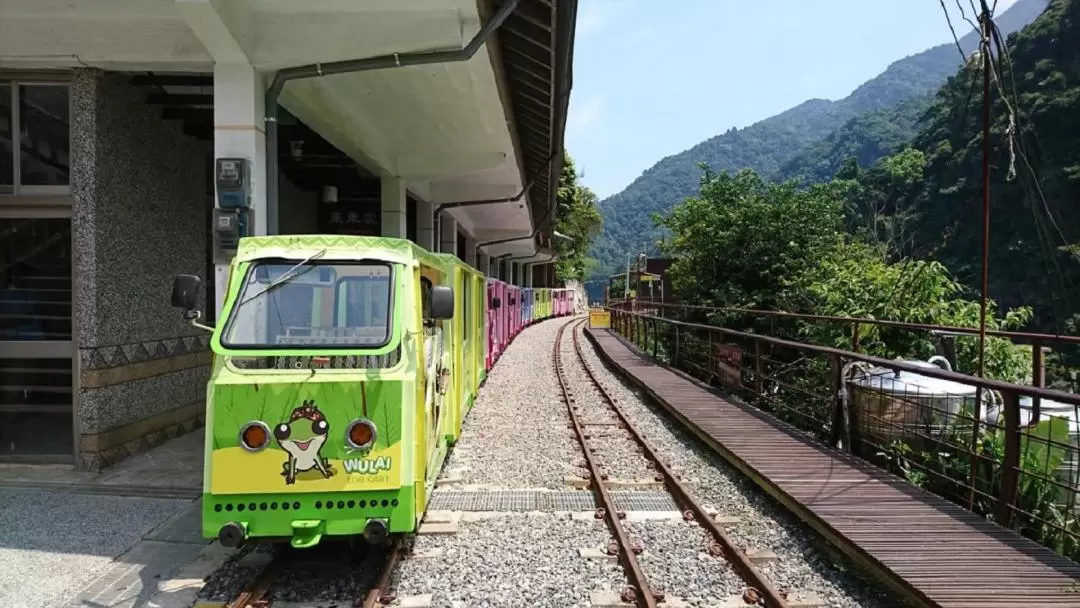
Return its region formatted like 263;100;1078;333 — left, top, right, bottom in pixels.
228;551;289;608
555;318;658;608
570;321;792;608
359;536;406;608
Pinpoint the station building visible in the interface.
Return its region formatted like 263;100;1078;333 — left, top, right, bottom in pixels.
0;0;577;470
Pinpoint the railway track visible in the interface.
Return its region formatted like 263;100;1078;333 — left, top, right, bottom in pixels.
554;317;791;608
220;536;404;608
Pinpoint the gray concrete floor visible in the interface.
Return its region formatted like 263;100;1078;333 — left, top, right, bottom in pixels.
0;431;204;493
0;431;214;608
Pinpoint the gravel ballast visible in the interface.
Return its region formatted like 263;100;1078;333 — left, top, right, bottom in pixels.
559;327;653;484
574;323;903;607
393;513;626;608
439;317;581;489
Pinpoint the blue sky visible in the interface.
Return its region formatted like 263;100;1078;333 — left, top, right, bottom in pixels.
565;0;1017;200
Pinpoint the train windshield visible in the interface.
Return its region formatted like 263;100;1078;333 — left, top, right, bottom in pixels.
220;259;394;349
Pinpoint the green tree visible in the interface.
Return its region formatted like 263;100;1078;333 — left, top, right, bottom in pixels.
655;166;849;311
657;165;1033;381
554;152;603;283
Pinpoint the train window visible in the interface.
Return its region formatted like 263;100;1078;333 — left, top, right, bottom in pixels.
420;276;433;319
221;261;393;349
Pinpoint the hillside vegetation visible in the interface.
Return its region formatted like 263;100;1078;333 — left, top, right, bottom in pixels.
589;0;1049;280
647;0;1080;562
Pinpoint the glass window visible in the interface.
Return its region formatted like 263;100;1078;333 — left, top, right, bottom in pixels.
0;84;12;189
18;84;70;187
221;261;393;349
0;217;72;341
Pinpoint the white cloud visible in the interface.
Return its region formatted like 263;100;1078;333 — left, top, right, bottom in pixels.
568;95;604;131
577;1;609;36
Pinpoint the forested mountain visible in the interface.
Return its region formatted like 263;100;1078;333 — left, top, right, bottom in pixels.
775;94;934;185
881;0;1080;329
589;0;1049;278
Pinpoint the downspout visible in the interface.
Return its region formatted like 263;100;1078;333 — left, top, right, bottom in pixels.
264;0;523;234
435;150;557;254
476;193;558;250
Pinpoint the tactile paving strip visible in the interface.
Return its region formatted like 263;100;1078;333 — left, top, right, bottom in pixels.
428;489;678;512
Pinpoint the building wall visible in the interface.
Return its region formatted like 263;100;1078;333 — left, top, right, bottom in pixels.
278;174;319;234
71;69;210;470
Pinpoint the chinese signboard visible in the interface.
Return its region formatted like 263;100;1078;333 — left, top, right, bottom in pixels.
318;200;380;236
589;309;611;329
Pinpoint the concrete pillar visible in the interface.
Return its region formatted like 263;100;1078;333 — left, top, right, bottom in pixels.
380;174;407;238
464;235;477;268
525;264;534;288
416;201;435;251
212;62;267;315
439;212;458;255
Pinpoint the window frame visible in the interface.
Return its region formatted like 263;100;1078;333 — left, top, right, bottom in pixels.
0;75;72;198
219;259;396;351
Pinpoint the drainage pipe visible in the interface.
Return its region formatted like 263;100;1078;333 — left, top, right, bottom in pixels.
435;149;557;254
264;0;523;234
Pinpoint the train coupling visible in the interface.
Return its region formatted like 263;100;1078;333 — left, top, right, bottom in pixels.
289;520;324;549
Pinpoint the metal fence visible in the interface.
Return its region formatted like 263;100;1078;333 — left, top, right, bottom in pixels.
607;304;1080;562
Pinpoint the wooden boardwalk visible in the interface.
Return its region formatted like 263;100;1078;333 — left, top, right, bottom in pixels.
585;327;1080;608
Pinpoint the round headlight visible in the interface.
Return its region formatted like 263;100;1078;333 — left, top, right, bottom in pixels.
346;419;377;450
240;421;271;452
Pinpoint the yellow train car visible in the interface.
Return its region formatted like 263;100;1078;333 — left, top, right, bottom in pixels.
432;252;486;441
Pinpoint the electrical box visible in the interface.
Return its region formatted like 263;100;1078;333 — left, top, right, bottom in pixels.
215;158;251;209
213;208;252;263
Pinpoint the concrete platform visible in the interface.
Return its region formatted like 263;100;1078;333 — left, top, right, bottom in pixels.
0;431;214;608
0;431;203;499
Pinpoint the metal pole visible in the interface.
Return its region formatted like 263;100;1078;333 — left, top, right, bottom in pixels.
969;1;993;510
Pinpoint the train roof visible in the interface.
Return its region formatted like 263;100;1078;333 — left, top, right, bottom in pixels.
234;234;442;267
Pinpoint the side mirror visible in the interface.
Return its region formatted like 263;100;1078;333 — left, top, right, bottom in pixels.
430;285;454;320
171;274;202;310
492;297;502;310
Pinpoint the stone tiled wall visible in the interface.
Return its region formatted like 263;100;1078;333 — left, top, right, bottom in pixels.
71;69;211;470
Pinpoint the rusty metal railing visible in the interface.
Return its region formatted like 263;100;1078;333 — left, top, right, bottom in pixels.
606;306;1080;563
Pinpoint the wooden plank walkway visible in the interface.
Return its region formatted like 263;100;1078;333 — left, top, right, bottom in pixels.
585;327;1080;608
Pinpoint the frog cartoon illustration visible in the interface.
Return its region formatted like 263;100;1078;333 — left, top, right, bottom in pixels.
274;400;333;484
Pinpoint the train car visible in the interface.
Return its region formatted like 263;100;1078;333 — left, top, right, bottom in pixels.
485;280;495;372
497;280;510;354
536;288;550;320
555;289;567;316
522;288;534;326
507;284;520;339
433;252;485;425
168;235;494;551
484;277;507;370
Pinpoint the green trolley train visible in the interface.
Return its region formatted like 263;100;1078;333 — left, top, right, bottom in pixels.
168;235;489;549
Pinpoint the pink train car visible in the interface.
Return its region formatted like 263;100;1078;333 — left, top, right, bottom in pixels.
484;282;572;375
485;278;509;371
